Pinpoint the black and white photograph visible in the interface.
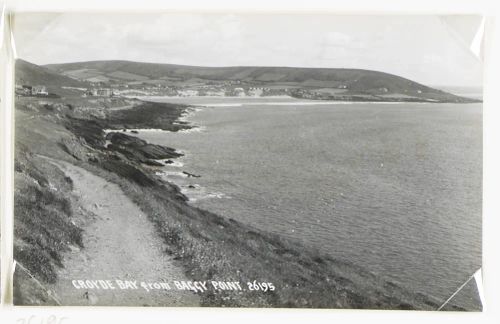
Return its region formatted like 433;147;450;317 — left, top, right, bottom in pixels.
11;13;483;310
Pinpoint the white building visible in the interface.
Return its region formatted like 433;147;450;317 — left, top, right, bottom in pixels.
233;87;246;97
248;87;263;97
32;85;48;96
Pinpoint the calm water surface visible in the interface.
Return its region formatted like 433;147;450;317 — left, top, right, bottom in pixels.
137;97;482;309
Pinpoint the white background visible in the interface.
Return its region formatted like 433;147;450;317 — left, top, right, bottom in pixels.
1;0;499;324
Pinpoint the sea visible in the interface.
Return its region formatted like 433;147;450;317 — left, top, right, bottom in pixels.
135;96;482;310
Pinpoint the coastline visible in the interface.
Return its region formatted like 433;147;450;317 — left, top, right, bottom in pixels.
13;97;468;309
136;96;468;106
133;93;482;105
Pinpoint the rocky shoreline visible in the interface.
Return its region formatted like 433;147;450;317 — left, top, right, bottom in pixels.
14;98;466;309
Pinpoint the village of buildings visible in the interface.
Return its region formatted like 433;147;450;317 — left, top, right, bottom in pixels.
15;78;354;100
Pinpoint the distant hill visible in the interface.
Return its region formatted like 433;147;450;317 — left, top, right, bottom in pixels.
16;59;87;89
14;59;479;103
433;85;483;101
44;60;479;103
16;59;89;96
45;60;434;90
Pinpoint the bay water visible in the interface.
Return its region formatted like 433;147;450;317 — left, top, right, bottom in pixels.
137;97;482;309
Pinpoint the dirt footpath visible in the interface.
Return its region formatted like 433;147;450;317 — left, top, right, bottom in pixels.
50;160;200;306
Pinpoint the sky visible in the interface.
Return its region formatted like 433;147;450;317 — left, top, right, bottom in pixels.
12;13;483;87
